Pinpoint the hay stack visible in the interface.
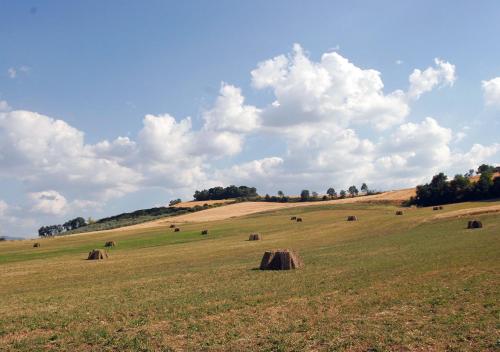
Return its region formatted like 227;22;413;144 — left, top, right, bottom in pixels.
201;230;208;235
169;224;176;228
174;228;180;232
104;241;116;247
296;217;303;222
467;220;483;229
248;233;261;241
33;243;40;248
260;249;303;270
290;216;297;220
395;210;404;215
347;215;357;221
433;206;444;210
87;249;108;260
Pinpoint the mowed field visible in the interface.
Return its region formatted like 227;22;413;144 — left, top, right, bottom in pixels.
0;200;499;351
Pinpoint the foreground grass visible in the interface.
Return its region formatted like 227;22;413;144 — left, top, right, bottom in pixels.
0;201;499;351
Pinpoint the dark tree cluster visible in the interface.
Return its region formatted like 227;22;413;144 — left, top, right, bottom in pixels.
38;224;64;237
193;185;258;201
412;165;500;206
38;217;87;237
169;198;182;206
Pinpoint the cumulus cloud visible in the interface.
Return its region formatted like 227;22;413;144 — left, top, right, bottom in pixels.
251;43;410;130
1;44;498;238
482;77;500;107
203;83;260;133
29;190;68;215
408;58;456;99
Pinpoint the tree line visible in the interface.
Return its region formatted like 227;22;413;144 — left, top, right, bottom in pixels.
38;217;87;237
193;185;258;201
411;164;500;206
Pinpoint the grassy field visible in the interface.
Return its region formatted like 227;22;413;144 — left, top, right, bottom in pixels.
0;201;499;351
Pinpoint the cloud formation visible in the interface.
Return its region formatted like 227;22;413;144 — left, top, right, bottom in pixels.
482;77;500;107
0;44;498;238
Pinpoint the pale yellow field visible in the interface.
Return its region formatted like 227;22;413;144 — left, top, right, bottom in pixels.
77;188;416;236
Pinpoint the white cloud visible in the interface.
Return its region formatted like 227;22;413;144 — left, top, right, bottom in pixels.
395;60;403;65
251;43;410;130
482;77;500;107
7;68;16;79
1;44;498;238
203;83;260;133
29;190;68;215
408;58;456;99
0;100;10;111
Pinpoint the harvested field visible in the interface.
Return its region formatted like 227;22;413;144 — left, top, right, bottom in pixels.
0;200;498;351
76;188;417;236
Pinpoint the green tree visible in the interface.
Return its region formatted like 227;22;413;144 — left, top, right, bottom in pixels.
300;190;310;201
477;164;494;174
277;190;284;197
348;185;359;197
361;183;368;193
326;187;336;198
339;190;346;198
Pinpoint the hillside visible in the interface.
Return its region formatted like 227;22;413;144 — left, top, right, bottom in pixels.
77;188;417;236
0;199;498;351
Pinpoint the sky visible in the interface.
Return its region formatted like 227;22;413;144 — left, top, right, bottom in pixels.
1;1;499;238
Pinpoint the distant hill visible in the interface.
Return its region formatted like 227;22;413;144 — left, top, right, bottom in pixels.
0;235;23;241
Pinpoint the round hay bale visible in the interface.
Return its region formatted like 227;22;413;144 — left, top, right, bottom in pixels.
169;224;176;228
467;220;483;229
104;241;116;247
33;243;40;248
87;249;108;260
259;249;303;270
347;215;357;221
174;227;180;232
290;216;297;220
201;229;208;235
248;233;261;241
296;217;303;222
395;210;404;216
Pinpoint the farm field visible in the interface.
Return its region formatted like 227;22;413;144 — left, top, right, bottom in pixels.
0;200;499;351
78;188;417;236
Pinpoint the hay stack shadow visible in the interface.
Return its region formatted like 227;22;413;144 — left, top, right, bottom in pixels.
467;220;483;229
88;249;108;260
260;249;303;270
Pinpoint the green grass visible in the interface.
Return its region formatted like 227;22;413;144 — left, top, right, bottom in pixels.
0;201;499;351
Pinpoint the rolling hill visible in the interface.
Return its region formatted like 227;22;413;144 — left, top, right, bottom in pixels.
0;196;498;351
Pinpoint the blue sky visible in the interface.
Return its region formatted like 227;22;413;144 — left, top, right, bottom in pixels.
1;1;499;238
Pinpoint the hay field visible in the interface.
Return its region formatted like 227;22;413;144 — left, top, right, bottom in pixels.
0;200;499;351
79;188;417;236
